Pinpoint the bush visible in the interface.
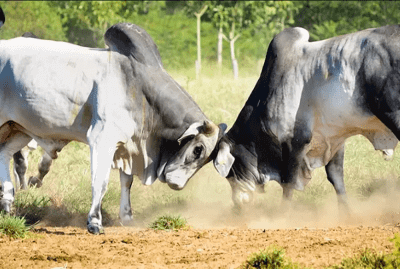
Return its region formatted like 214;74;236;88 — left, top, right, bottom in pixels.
149;214;188;231
0;213;29;239
242;247;301;269
330;249;387;269
14;189;51;225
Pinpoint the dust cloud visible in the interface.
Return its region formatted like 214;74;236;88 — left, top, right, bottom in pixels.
155;173;400;230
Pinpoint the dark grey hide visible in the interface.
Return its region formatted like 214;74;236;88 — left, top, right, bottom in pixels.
213;25;400;212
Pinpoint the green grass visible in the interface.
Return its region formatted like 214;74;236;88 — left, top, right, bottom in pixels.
149;214;188;231
0;212;30;238
329;249;387;269
242;246;302;269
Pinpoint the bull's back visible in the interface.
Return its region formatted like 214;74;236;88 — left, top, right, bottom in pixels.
0;38;124;141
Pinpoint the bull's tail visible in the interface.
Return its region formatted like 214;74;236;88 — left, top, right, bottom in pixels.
0;7;4;28
104;23;163;68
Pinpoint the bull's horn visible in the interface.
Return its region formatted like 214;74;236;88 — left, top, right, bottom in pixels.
203;120;217;135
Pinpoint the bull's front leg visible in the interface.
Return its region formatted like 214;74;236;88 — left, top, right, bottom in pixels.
119;170;133;225
87;124;120;235
281;123;312;190
324;144;350;218
0;132;32;212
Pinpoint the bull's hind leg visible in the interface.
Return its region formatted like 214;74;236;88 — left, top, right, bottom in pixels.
12;148;30;191
28;152;53;188
119;170;133;225
324;144;350;218
0;132;32;212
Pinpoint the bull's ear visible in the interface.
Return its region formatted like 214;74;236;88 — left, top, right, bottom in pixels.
218;123;227;135
214;141;235;178
177;122;203;144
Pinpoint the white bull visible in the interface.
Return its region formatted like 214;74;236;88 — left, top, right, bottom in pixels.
0;21;224;234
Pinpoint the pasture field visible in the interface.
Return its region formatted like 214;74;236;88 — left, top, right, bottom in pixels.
2;66;400;268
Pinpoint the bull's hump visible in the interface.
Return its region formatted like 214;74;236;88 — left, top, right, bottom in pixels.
104;23;163;69
273;27;310;53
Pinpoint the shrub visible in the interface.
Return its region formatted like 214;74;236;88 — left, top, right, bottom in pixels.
149;214;188;231
14;190;51;225
242;247;301;269
0;213;29;238
330;249;387;269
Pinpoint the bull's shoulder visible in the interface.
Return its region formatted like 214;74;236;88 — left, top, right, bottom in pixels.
104;23;163;68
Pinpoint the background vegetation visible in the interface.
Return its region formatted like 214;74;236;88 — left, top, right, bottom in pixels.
1;1;400;75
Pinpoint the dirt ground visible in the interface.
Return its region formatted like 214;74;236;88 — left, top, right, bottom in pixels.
4;178;400;269
0;223;398;269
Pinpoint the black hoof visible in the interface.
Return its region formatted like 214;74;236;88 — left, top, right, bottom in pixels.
28;177;43;188
87;223;105;235
120;216;134;226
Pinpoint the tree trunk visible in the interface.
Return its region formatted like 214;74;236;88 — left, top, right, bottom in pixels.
194;5;208;80
230;39;239;80
217;26;223;72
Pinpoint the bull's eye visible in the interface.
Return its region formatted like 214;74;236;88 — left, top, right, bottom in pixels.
193;146;203;159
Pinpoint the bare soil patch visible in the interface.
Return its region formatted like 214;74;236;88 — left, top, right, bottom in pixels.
0;224;398;269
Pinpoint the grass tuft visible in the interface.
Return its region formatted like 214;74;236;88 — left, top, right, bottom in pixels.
329;249;387;269
242;247;301;269
0;213;29;238
14;190;51;225
149;214;188;231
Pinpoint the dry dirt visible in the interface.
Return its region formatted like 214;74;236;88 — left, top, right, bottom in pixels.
0;224;398;269
4;180;400;268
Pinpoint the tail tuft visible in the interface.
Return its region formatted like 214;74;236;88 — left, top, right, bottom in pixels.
0;7;5;28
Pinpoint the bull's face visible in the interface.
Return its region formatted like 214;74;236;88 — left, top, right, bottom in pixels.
213;136;281;207
157;121;223;190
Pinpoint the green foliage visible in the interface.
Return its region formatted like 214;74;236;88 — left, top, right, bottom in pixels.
328;235;400;268
330;249;388;269
0;1;66;40
388;234;400;268
0;213;29;239
149;214;188;231
242;247;301;269
3;1;400;70
295;1;400;41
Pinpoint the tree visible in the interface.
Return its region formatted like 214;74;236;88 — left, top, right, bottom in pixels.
0;1;66;41
209;1;302;79
212;4;229;72
178;1;214;79
50;1;149;47
210;1;247;80
194;5;209;79
294;1;400;41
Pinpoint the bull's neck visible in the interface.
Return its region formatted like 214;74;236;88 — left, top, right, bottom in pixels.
138;66;207;141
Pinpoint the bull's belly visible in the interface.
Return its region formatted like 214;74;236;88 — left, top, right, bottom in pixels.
5;108;90;143
305;115;398;170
